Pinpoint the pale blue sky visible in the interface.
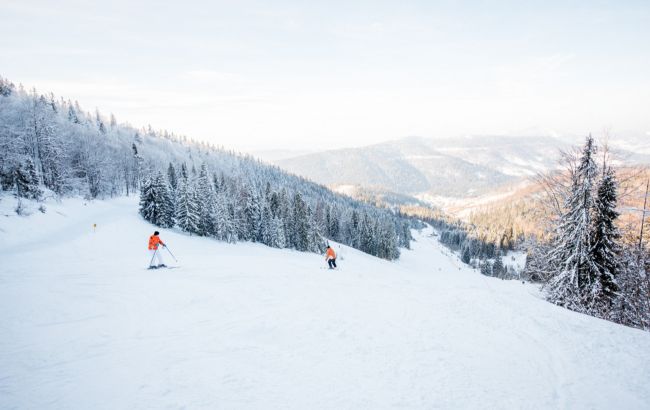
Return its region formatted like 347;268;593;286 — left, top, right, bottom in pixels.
1;0;649;150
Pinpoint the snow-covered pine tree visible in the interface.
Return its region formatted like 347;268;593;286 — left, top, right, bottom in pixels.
279;189;292;245
196;164;216;236
213;191;230;241
139;171;173;227
14;161;32;199
292;192;310;251
95;109;106;134
26;158;42;200
399;221;412;249
461;244;471;264
380;220;400;260
175;175;200;234
167;163;178;191
546;135;600;313
349;210;361;249
67;103;79;123
523;242;552;282
308;206;326;253
269;216;286;248
260;203;273;246
614;248;650;330
226;200;239;243
0;77;14;96
329;207;341;241
591;166;622;316
481;260;493;276
180;163;188;180
492;251;504;277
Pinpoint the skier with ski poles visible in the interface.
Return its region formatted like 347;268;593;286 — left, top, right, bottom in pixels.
325;245;337;269
148;231;167;269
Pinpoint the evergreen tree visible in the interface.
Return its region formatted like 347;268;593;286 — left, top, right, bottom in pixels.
260;203;273;246
270;216;286;248
461;244;471;264
0;77;14;96
26;158;42;200
328;207;341;241
400;222;412;249
349;210;360;248
0;165;14;191
14;159;42;200
14;162;31;199
175;176;200;234
379;221;400;259
615;249;650;329
196;164;216;236
359;213;376;255
167;163;178;191
492;251;504;278
546;136;600;313
96;110;106;134
481;260;493;277
139;172;173;227
591;166;621;315
292;192;310;251
213;192;233;242
523;243;553;282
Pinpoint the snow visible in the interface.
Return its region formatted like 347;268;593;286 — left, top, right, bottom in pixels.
2;195;650;409
504;249;528;273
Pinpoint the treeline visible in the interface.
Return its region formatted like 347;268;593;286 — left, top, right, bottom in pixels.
525;136;650;330
0;76;411;260
140;163;411;258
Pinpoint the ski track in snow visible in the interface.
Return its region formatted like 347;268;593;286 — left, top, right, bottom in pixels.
1;196;649;409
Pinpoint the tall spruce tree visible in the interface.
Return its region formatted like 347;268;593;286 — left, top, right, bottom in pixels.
546;136;600;313
196;164;216;236
175;175;200;234
591;166;621;315
139;172;173;227
292;192;310;251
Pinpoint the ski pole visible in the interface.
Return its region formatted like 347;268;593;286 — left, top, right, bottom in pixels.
163;245;178;262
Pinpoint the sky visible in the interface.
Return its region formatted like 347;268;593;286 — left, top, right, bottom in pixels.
1;0;649;152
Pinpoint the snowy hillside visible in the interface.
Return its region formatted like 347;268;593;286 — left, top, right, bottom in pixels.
2;196;650;409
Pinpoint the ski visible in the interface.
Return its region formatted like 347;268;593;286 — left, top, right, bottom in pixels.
146;266;180;270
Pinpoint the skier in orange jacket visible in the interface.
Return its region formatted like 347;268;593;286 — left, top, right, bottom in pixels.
325;245;337;269
148;231;166;268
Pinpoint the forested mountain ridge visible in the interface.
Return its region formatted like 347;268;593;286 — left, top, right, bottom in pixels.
0;77;412;259
272;135;650;202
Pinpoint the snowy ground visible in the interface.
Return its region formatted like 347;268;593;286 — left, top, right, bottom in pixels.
1;196;650;409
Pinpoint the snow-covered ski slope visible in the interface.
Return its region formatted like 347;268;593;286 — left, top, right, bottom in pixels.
1;196;649;410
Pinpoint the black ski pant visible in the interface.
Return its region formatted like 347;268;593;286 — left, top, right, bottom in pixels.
328;258;337;269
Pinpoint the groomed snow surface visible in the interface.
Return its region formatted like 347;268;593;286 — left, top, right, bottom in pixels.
1;196;649;410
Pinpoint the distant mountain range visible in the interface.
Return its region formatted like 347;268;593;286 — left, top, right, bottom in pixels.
259;135;650;205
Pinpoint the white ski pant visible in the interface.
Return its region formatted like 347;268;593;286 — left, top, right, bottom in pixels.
149;249;165;266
